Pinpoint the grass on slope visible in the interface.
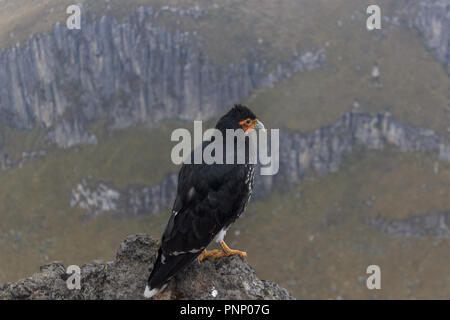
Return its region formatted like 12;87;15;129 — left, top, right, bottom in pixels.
0;125;47;162
0;0;449;298
0;119;184;282
0;119;183;189
0;208;169;284
1;140;449;299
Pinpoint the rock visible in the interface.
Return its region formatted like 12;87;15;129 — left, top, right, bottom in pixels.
402;0;450;70
365;211;450;237
70;174;178;218
46;118;98;148
0;235;294;300
0;5;325;148
70;179;121;217
253;111;450;199
0;143;46;170
414;0;449;70
69;111;450;218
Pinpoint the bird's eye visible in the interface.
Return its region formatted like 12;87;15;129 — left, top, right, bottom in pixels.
246;119;251;124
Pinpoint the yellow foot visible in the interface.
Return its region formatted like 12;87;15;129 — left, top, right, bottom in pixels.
197;249;221;263
210;241;247;261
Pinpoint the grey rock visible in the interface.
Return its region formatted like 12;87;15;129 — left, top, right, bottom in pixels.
70;179;120;217
0;6;325;148
404;0;450;70
70;174;178;217
365;211;450;237
0;143;4;169
46;118;98;148
70;111;450;218
0;234;294;300
125;173;179;215
0;142;46;170
414;0;449;69
253;111;450;199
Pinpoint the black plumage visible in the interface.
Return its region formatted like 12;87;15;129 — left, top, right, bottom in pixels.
145;105;263;298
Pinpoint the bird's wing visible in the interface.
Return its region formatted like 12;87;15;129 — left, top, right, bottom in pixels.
160;162;247;255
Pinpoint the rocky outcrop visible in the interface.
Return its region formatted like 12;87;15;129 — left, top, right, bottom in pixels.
0;145;46;170
70;179;121;217
255;111;450;196
0;1;447;150
0;143;4;169
0;234;294;300
0;5;325;147
70;111;449;218
365;212;450;237
70;174;178;217
46;118;98;148
405;0;450;70
125;173;179;215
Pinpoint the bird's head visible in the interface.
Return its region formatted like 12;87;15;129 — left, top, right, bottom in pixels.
215;104;265;134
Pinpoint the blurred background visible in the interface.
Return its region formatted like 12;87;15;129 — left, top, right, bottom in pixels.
0;0;448;299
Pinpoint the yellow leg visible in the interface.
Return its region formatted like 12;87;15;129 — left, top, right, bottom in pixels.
210;241;247;261
197;249;221;263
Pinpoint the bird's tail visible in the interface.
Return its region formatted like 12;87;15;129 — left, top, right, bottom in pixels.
144;248;198;298
144;283;166;299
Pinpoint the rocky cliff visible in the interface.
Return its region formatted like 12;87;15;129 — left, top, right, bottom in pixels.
0;234;294;300
69;111;450;218
0;1;446;149
0;5;325;147
405;0;449;70
256;111;450;196
366;211;450;237
0;0;447;150
0;1;448;219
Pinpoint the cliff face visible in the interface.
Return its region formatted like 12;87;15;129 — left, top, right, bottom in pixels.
0;1;446;150
408;0;450;70
0;234;294;300
256;111;450;196
69;111;450;218
366;211;450;238
0;1;446;149
69;174;178;217
0;0;448;222
0;6;324;147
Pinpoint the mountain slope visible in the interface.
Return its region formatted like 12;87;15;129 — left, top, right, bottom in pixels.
0;0;449;299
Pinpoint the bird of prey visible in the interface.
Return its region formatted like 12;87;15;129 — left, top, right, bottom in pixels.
144;104;265;298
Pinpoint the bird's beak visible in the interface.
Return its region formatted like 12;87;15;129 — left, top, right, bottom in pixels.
254;120;266;132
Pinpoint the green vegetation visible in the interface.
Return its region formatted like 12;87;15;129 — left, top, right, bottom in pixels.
0;0;449;298
1;142;448;299
0;119;184;282
1;119;183;188
0;207;169;283
0;126;47;162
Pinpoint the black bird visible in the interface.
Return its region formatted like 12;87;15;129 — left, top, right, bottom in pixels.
144;104;265;298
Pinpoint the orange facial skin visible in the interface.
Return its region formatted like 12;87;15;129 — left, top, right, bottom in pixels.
239;118;259;134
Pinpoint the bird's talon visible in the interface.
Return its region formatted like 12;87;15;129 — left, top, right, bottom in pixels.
198;249;220;263
218;240;247;259
210;251;224;262
226;249;247;259
238;251;247;258
206;241;248;261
